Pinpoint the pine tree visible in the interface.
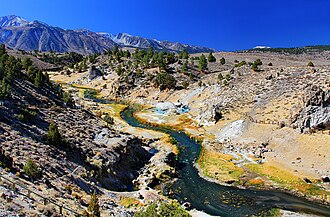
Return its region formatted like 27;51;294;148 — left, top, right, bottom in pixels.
208;52;216;62
22;57;33;70
198;54;207;71
47;123;62;146
0;78;10;99
181;61;188;72
0;44;5;56
34;71;43;87
307;61;314;67
87;192;100;217
23;158;41;180
220;57;226;65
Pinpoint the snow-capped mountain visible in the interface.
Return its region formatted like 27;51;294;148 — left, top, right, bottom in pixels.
0;15;29;28
253;46;271;49
111;33;217;53
110;33;163;50
0;15;217;54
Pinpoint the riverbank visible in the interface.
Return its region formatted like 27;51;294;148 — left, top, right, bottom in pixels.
49;74;330;215
133;107;330;207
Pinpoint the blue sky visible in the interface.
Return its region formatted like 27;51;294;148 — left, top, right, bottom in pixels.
0;0;329;51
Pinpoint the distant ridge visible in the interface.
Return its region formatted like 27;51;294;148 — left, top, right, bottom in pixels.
0;15;217;55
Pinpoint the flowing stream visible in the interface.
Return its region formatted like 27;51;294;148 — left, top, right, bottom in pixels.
121;107;330;217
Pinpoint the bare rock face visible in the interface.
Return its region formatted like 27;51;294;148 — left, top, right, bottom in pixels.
291;85;330;132
88;66;102;81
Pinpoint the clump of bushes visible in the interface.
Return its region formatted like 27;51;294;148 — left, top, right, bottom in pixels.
17;108;37;122
155;72;177;90
234;61;246;68
46;122;71;150
87;192;100;217
251;59;263;71
135;202;191;217
23;158;41;180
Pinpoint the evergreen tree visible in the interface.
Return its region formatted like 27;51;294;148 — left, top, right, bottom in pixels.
0;78;10;99
87;192;100;217
23;158;41;180
0;44;5;56
207;52;216;62
307;61;314;67
47;123;62;146
220;57;226;65
178;49;189;59
181;61;188;72
34;71;43;87
22;57;33;70
198;54;207;71
62;92;74;107
155;72;176;90
190;57;194;66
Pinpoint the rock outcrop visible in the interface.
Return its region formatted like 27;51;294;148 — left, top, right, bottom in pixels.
291;85;330;132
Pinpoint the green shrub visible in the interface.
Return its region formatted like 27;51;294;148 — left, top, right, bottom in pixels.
155;72;176;90
182;81;189;89
87;192;100;217
234;61;246;68
0;78;10;99
62;92;74;107
181;61;188;72
83;89;98;99
198;54;207;71
220;57;226;65
23;158;41;180
135;202;191;217
46;123;62;146
207;52;216;62
218;73;224;80
17;108;37;122
307;61;314;67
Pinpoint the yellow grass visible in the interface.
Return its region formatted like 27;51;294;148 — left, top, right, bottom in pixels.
245;163;330;200
120;197;141;208
199;147;244;183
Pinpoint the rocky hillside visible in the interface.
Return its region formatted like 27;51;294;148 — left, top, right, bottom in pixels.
0;45;163;216
0;15;216;55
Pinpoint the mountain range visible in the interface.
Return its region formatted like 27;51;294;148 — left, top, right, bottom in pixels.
0;15;216;55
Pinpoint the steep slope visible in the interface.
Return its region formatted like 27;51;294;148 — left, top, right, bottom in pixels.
0;15;216;54
0;46;156;216
0;15;28;27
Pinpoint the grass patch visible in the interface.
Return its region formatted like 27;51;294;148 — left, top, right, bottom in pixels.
245;163;330;199
120;197;141;208
199;147;244;183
